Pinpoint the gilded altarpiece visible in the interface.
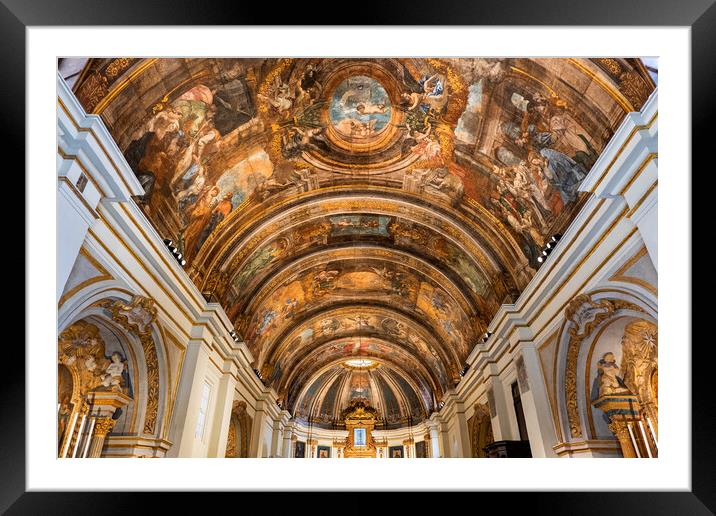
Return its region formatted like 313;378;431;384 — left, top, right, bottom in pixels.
341;400;378;458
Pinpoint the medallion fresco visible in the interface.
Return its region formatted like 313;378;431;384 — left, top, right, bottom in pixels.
74;57;655;429
329;76;392;140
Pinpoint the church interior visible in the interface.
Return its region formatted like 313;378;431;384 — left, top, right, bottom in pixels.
56;57;658;458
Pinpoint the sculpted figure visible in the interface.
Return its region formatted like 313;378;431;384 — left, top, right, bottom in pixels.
100;352;127;392
597;352;631;397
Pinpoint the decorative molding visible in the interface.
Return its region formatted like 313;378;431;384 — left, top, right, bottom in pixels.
563;294;644;438
104;295;162;435
93;416;117;437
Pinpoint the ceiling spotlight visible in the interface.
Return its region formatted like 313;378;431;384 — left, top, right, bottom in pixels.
537;256;544;263
164;237;187;268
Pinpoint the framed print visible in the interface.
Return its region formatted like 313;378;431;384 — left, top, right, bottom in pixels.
8;0;713;512
353;428;367;446
415;440;427;458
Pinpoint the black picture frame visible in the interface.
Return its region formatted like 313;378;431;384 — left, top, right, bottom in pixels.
415;440;427;458
317;446;331;458
389;445;404;458
8;0;710;513
294;441;306;459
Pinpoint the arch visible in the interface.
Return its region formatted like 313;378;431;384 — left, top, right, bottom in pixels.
555;290;657;442
225;401;251;458
469;403;494;458
58;290;173;448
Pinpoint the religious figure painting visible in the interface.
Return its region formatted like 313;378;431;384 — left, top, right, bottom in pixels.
294;441;306;458
101;57;656;278
330;76;392;140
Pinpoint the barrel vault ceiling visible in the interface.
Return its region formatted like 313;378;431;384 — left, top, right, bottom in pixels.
69;57;655;428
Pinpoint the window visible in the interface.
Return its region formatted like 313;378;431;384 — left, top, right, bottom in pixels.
194;382;211;440
354;428;366;446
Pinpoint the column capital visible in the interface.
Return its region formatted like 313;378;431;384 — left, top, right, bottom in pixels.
93;417;117;438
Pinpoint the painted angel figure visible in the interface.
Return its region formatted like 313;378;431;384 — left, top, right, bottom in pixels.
408;122;443;161
355;102;388;115
257;76;294;117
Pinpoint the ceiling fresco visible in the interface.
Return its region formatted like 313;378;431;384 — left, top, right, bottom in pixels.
290;357;431;429
71;57;655;427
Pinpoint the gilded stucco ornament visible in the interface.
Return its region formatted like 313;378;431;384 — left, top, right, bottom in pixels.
225;400;250;458
341;399;379;458
620;320;658;434
563;294;643;438
104;295;161;435
58;320;129;396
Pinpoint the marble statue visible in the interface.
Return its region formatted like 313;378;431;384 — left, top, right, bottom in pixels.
100;352;127;392
596;352;631;397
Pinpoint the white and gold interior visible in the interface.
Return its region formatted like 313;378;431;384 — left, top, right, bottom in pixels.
56;57;658;458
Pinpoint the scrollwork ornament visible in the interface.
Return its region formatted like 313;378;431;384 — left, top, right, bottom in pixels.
563;294;643;438
94;417;117;437
104;296;161;435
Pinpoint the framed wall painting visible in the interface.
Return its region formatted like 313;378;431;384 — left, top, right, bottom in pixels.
388;446;404;459
294;441;306;459
415;441;427;458
317;446;331;459
11;0;712;513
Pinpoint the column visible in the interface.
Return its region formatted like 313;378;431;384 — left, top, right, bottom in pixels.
87;417;117;457
453;399;472;458
85;391;133;458
284;427;296;458
249;391;277;458
165;338;213;457
402;438;415;458
56;166;97;301
423;433;432;458
306;439;318;458
270;411;291;457
427;416;442;458
207;369;238;457
484;373;516;441
514;344;558;457
625;159;658;269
